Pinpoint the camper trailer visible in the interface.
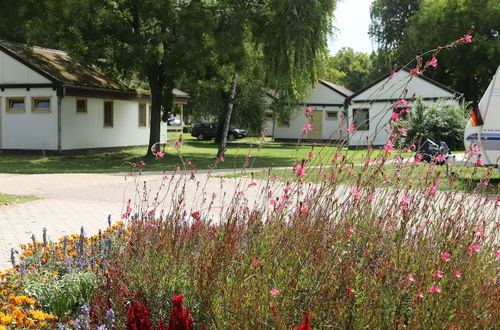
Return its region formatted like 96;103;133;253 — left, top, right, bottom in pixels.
459;65;500;174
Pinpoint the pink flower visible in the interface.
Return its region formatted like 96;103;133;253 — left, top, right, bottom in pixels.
440;252;451;263
284;185;293;193
367;193;375;201
401;128;407;136
435;154;446;163
154;151;165;159
298;205;309;214
390;71;397;79
426;57;438;68
453;271;462;278
410;68;421;76
347;125;357;133
174;140;181;148
217;156;224;162
270;288;281;296
405;273;415;283
302;123;313;134
400;107;411;114
175;166;180;171
468;244;480;253
304;106;312;116
346;288;354;296
384;177;391;184
162;175;169;180
269;198;277;205
417;292;424;298
428;285;441;294
252;258;259;265
397;99;408;106
391;112;399;121
295;165;306;177
308;151;315;159
351;188;361;197
431;270;443;278
496;250;500;259
462;35;472;43
249;182;257;187
384;141;395;151
475;159;484;166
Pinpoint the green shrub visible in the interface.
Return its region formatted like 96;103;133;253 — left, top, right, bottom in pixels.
22;271;98;318
401;98;468;150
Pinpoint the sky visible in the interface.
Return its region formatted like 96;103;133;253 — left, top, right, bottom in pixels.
328;0;375;56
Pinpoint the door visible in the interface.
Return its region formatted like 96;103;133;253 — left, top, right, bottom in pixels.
309;110;323;140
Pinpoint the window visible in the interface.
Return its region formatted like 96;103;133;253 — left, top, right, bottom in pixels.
138;103;147;127
76;99;87;113
325;111;338;120
6;98;25;113
354;108;369;131
32;97;51;112
104;101;113;127
278;119;290;127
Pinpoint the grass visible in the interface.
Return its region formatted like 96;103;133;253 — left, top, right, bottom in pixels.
0;135;393;174
0;192;39;206
222;158;499;194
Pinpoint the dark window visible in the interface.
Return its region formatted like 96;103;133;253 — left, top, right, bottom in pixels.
76;99;87;113
104;101;113;127
326;111;338;120
138;103;147;127
354;108;369;130
32;98;51;112
7;98;25;112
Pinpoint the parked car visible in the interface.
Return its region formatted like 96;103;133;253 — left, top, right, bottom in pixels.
191;123;247;140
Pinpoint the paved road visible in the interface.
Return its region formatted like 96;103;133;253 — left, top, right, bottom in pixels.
0;169;287;270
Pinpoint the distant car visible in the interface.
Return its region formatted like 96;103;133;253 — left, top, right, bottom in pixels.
191;123;247;141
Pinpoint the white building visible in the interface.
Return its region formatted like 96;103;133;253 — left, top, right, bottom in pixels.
0;40;188;153
271;80;353;141
345;68;460;147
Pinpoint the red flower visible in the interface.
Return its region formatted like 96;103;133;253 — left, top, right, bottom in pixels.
168;295;194;330
127;301;153;330
298;310;311;330
191;212;200;221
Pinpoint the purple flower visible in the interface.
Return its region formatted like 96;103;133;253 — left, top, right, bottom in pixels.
10;248;16;267
42;227;47;246
105;309;115;328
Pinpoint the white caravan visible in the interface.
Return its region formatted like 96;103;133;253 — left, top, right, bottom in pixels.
455;65;500;174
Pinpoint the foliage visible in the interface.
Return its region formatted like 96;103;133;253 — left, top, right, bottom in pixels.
0;193;38;207
369;0;500;101
320;47;374;92
400;98;468;150
22;271;97;318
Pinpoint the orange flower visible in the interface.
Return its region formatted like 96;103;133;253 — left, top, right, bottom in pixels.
1;315;13;325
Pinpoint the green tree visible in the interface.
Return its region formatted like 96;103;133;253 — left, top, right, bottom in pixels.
404;0;500;103
320;47;373;92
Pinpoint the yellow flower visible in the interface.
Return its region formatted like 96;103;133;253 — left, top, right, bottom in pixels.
0;325;5;330
31;310;55;321
0;315;12;325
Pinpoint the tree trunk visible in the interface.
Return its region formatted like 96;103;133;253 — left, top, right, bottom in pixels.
146;74;163;158
217;71;238;159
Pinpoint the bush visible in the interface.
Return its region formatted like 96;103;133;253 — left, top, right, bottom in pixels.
401;98;468;150
22;271;98;318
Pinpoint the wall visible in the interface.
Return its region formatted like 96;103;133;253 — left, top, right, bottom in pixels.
0;51;52;84
347;99;460;147
61;96;167;150
274;82;347;140
0;87;58;150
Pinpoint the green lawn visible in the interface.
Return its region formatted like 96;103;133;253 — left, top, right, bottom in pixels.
222;161;499;194
0;192;39;207
0;135;393;174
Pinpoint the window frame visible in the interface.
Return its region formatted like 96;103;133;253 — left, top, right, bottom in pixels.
31;97;51;113
353;108;370;131
325;111;338;121
103;100;114;128
76;98;88;114
138;102;147;127
6;97;26;113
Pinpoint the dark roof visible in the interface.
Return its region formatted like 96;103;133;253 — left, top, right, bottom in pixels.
318;79;353;97
0;40;188;99
347;67;461;102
